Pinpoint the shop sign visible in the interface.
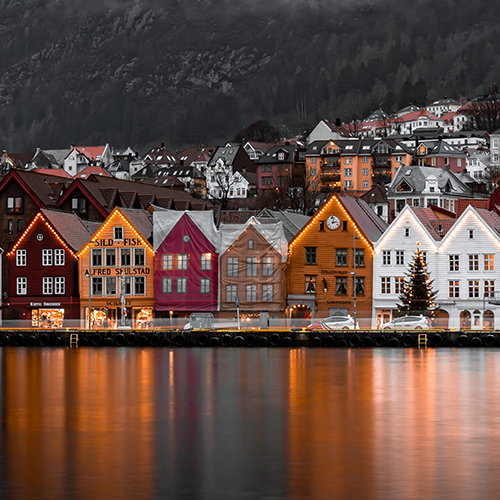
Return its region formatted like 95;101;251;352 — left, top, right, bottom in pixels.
106;301;132;306
326;300;351;304
321;270;348;275
30;302;61;307
87;267;150;276
93;238;141;247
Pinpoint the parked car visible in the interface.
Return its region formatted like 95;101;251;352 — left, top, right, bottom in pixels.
307;315;357;330
381;315;430;330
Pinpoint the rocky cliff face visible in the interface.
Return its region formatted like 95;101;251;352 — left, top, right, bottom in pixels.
1;0;500;152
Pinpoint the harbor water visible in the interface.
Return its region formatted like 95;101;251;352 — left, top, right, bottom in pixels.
1;347;500;499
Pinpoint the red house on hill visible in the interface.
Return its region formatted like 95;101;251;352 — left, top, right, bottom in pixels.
153;210;220;320
5;209;99;327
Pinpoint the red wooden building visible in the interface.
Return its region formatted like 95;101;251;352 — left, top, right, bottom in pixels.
5;209;99;327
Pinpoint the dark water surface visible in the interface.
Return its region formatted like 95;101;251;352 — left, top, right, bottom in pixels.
1;347;500;500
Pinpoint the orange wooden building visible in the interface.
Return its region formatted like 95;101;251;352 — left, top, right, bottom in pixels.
76;207;154;329
287;194;387;328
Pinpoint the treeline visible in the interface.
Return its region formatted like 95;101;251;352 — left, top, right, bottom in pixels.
1;0;500;152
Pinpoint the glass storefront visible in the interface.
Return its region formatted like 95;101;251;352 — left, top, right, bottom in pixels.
86;306;153;329
32;308;65;328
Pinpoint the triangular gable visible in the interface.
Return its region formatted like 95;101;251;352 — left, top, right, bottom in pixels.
418;144;428;156
440;205;500;252
76;207;153;258
396;178;414;192
375;205;439;252
7;212;78;258
0;170;47;209
57;178;109;218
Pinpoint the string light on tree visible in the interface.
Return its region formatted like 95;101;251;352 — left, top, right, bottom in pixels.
397;242;438;317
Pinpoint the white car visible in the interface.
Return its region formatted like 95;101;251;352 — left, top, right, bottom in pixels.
307;315;357;330
381;316;430;330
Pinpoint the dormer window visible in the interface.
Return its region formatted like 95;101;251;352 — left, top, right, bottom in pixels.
278;152;285;161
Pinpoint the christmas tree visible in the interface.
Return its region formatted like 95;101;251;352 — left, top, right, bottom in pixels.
397;243;437;317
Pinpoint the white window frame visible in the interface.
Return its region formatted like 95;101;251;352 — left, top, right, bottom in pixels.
54;249;65;266
16;249;26;266
42;277;53;295
54;277;65;294
42;249;53;266
17;277;27;295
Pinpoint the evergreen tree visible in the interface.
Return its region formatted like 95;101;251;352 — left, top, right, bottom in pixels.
397;244;437;317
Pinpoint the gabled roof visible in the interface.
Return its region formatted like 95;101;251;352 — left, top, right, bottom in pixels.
256;144;296;164
258;208;310;242
455;197;489;217
75;166;110;178
361;184;388;204
143;143;178;165
338;195;387;242
33;167;71;178
177;147;215;166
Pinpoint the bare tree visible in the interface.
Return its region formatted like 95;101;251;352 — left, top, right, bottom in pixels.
463;87;500;133
205;165;246;210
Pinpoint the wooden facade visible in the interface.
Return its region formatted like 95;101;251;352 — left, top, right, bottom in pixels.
287;194;385;328
76;208;154;329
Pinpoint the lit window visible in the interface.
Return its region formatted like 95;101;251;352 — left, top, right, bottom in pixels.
177;254;188;270
484;254;494;271
449;255;459;271
449;280;460;298
54;277;65;294
344;168;352;177
42;277;53;295
394;277;405;295
305;275;316;293
7;196;22;214
485;280;495;298
200;253;212;270
468;280;479;298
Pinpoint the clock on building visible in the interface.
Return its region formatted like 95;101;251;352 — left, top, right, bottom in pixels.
326;215;340;230
182;234;191;243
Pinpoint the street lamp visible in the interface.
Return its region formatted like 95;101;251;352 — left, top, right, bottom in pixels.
169;310;173;326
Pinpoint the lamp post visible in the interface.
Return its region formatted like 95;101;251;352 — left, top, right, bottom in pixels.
170;310;173;326
85;239;97;329
353;231;358;328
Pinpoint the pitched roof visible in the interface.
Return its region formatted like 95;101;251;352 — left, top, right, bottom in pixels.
40;209;100;251
411;207;450;240
338;195;387;242
218;210;261;226
74;146;107;161
361;184;388;204
33;167;72;178
75;166;110;178
118;208;153;240
455;197;489;217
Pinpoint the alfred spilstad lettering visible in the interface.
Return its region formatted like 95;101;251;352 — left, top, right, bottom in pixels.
90;267;150;276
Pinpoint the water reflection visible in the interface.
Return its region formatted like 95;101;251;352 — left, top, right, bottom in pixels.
1;348;500;499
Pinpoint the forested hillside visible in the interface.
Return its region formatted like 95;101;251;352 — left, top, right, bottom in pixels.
1;0;499;151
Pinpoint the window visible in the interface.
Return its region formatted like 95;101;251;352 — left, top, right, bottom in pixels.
134;248;145;267
162;277;173;294
54;277;65;295
362;180;369;188
311;157;317;164
42;277;53;295
106;277;117;296
394;277;405;295
362;157;369;164
16;249;26;266
176;253;188;270
413;199;420;207
469;280;479;298
395;250;405;265
42;249;53;266
336;277;347;295
344;168;352;177
121;248;131;267
262;257;274;276
484;254;494;271
200;277;211;294
319;221;325;231
105;249;116;267
227;257;239;277
469;229;474;239
336;249;347;266
134;277;146;295
226;285;237;302
7;196;22;213
421;251;427;264
123;277;132;295
17;219;23;232
305;275;316;293
201;253;212;271
485;280;495;298
305;247;317;265
469;254;479;271
246;257;258;276
53;249;64;266
162;254;173;270
362;168;369;176
355;277;365;295
311;168;317;176
17;277;27;295
449;255;459;271
278;152;285;161
248;240;254;250
91;248;102;267
114;227;123;240
7;220;13;235
449;280;460;298
404;227;410;237
246;285;257;302
382;250;391;265
92;277;103;296
263;285;273;302
381;277;391;294
355;249;365;266
344;157;353;165
176;277;187;294
71;198;86;214
344;180;353;188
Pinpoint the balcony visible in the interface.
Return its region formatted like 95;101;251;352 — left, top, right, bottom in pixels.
322;160;341;168
372;159;391;168
321;173;341;183
372;171;392;183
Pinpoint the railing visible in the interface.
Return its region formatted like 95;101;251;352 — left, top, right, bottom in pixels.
372;160;391;168
372;172;392;183
320;173;341;182
322;160;341;168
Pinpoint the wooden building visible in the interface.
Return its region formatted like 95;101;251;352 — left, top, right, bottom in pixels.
286;194;387;328
5;210;99;327
76;208;154;329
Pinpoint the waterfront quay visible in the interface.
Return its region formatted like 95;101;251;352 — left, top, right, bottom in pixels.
1;328;500;348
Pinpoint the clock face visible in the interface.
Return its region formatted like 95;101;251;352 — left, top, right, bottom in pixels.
182;234;191;243
326;215;340;230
